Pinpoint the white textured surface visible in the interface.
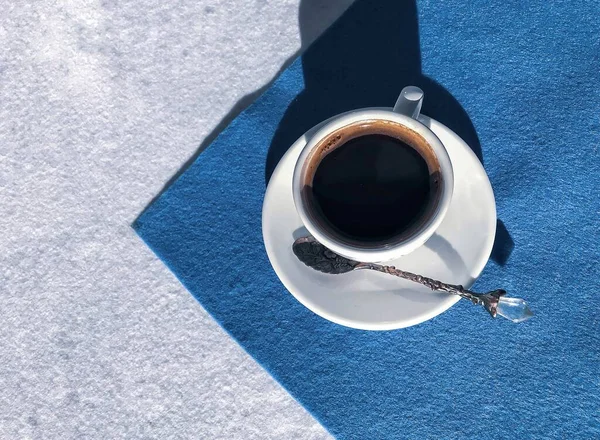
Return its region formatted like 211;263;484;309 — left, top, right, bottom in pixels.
0;1;353;438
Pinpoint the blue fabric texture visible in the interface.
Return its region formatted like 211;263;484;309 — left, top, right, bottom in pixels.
134;1;600;438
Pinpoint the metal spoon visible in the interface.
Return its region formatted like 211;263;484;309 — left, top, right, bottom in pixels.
292;236;533;322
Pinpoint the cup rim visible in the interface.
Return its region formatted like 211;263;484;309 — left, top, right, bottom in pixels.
292;108;454;263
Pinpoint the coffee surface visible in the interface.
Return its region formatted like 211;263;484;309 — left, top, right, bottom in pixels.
311;134;431;242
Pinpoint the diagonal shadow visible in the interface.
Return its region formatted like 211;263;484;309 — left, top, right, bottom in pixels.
136;0;355;220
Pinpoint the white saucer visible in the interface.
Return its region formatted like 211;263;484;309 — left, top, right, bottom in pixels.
262;113;496;330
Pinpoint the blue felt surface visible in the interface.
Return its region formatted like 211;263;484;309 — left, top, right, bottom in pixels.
134;1;600;438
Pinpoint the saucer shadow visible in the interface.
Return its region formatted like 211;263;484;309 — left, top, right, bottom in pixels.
265;0;483;186
491;219;514;266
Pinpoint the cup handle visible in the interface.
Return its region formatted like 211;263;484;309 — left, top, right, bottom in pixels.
393;86;424;119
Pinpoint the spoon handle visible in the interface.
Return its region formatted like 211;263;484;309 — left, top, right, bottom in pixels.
355;263;503;315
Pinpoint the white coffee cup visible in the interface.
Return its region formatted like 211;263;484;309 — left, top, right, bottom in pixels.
292;86;454;263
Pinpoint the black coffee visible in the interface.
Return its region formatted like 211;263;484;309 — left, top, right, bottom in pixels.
311;134;431;242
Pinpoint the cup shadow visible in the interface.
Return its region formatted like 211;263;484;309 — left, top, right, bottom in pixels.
265;0;483;186
424;233;474;286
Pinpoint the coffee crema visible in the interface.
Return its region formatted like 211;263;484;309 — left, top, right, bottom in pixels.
301;120;442;247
